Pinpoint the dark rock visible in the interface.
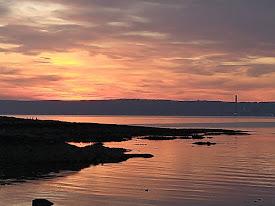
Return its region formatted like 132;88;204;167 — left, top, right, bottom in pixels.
127;154;153;158
193;141;216;146
32;199;54;206
191;134;205;139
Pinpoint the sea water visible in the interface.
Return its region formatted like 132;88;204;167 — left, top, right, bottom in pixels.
0;116;275;206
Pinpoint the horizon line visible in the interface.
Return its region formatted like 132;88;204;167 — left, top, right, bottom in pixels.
0;99;274;103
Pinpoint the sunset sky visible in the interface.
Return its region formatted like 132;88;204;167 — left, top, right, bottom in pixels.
0;0;274;101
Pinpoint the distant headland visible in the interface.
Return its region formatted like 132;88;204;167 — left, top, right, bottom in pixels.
0;99;274;116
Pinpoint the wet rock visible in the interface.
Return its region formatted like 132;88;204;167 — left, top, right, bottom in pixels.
32;199;54;206
127;154;153;158
193;141;216;146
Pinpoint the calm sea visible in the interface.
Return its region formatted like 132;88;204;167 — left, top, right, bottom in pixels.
1;116;275;206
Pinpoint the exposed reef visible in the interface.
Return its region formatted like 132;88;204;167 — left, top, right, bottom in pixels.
32;199;54;206
193;141;217;146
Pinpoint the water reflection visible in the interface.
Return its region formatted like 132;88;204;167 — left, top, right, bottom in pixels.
1;116;275;206
8;115;275;129
39;134;275;205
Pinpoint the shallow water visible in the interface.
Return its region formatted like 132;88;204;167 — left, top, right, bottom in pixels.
1;116;275;206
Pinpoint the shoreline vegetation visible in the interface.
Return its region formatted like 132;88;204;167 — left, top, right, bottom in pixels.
0;116;248;185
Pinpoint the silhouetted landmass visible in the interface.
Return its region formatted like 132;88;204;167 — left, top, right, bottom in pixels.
0;99;274;116
0;142;152;185
0;116;247;185
32;199;54;206
0;116;247;144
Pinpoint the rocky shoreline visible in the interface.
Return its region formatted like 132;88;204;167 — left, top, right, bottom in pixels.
0;116;248;184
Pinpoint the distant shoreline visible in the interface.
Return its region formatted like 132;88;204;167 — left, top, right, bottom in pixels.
0;99;274;116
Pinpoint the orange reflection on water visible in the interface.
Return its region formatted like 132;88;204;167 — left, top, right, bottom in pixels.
36;132;275;206
1;116;275;206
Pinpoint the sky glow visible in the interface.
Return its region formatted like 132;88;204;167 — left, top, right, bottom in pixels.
0;0;274;101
